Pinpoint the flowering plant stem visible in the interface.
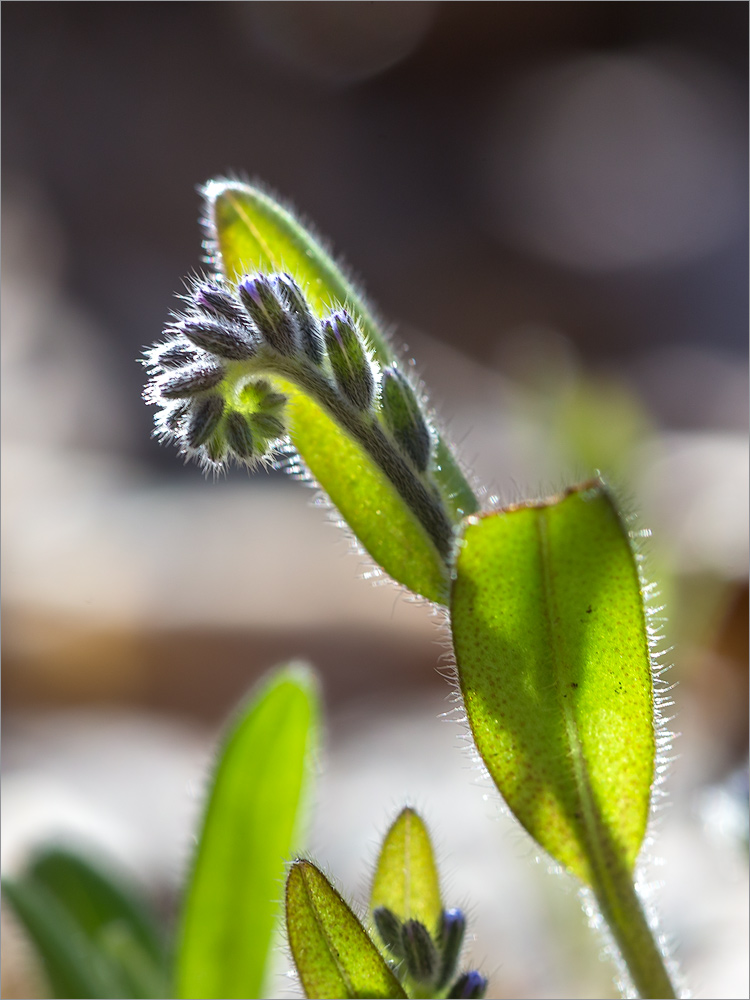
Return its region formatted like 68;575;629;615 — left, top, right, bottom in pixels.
593;868;676;999
139;179;682;1000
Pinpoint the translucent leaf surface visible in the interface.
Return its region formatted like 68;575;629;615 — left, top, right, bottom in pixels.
370;808;442;937
286;860;406;1000
451;480;655;885
176;664;319;1000
205;180;479;602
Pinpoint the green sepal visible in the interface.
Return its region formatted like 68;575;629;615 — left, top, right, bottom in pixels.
286;860;407;1000
369;808;442;939
450;479;655;884
175;664;320;1000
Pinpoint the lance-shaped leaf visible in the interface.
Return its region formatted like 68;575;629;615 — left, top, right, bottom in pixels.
451;480;676;998
286;860;406;1000
204;179;479;603
1;877;131;999
370;808;442;938
3;847;169;1000
176;664;319;1000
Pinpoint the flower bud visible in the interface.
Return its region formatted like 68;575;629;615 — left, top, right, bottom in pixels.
436;908;466;989
160;361;225;399
447;971;488;999
238;274;298;356
250;412;285;442
163;400;190;432
187;395;225;448
322;311;374;411
225;411;254;460
274;274;325;365
193;282;248;326
372;907;404;958
153;340;200;369
179;317;257;361
401;919;438;984
381;366;431;472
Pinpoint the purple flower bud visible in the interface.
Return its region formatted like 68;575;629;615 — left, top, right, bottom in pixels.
437;908;466;990
225;411;254;460
372;907;404;958
381;366;431;472
163;400;190;432
193;282;248;326
160;361;225;399
322;311;374;411
447;971;488;999
187;395;225;448
154;339;200;369
401;919;438;984
178;317;257;361
238;274;298;356
274;274;325;365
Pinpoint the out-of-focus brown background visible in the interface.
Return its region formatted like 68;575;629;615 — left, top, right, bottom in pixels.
2;4;747;998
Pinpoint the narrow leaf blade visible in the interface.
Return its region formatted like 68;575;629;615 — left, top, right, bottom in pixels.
176;664;320;1000
29;846;166;967
2;877;129;999
286;860;406;1000
369;808;442;937
451;480;655;885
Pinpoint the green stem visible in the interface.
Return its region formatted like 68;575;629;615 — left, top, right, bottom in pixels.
591;864;677;999
226;353;457;561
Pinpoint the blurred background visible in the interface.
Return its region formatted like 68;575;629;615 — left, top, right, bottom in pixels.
2;4;747;997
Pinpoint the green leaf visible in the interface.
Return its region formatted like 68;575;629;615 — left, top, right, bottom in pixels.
29;846;166;967
176;663;320;1000
286;860;407;1000
2;876;130;999
369;808;442;938
205;180;479;603
451;480;655;885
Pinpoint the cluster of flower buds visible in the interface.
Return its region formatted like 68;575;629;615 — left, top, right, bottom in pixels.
372;905;487;999
143;271;436;484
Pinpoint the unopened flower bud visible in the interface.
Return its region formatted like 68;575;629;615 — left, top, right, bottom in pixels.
160;361;225;399
225;411;254;460
401;919;438;984
187;395;225;448
250;412;285;442
274;274;325;365
238;274;298;356
179;317;257;361
323;311;374;411
193;282;248;326
154;340;200;369
164;401;190;432
436;908;466;989
372;907;404;958
381;366;431;472
447;971;488;999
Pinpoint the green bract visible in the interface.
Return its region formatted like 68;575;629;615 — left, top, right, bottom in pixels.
286;860;407;1000
370;808;442;939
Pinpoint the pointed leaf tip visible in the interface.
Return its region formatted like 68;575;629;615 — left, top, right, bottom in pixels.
286;860;406;999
